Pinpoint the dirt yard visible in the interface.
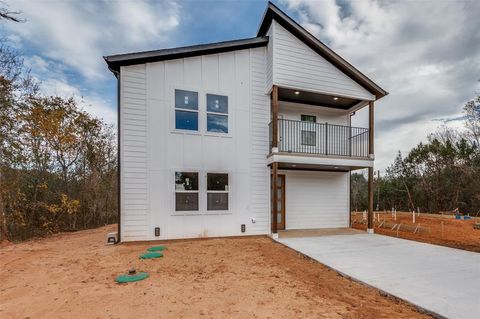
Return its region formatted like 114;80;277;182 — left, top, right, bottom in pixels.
352;212;480;253
0;225;431;319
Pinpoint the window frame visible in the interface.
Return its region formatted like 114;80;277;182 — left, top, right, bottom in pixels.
300;114;317;146
174;171;200;213
301;130;316;146
206;172;229;212
174;89;199;132
206;93;229;134
301;114;316;123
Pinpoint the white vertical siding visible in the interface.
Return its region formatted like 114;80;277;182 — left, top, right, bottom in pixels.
119;47;271;241
265;25;274;93
120;64;149;241
250;48;271;234
279;101;349;125
283;170;349;229
272;21;374;100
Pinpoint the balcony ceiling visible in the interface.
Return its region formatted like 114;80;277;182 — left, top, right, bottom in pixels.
278;162;366;172
278;87;361;110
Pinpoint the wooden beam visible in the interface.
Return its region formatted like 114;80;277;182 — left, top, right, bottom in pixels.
272;162;278;234
369;101;374;155
368;167;374;231
271;85;279;149
368;101;374;232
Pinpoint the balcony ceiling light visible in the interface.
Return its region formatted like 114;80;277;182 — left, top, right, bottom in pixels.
294;91;300;95
333;97;339;101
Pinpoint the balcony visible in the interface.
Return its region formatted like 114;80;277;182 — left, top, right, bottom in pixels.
269;119;370;158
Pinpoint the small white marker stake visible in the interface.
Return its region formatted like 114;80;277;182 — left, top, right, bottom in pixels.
412;210;416;224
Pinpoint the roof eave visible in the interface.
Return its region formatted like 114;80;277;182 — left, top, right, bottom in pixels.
104;36;269;74
258;2;388;100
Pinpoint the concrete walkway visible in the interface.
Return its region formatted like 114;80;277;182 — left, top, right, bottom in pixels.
276;233;480;319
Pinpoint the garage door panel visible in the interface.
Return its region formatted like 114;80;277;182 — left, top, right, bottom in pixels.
285;171;348;229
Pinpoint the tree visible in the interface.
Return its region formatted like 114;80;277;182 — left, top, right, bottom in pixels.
0;36;38;241
0;37;117;241
463;94;480;146
0;5;23;23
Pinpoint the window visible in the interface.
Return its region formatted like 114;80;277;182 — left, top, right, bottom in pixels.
301;114;316;146
301;130;316;146
175;172;199;211
206;94;228;133
175;89;198;131
301;114;316;123
207;173;229;211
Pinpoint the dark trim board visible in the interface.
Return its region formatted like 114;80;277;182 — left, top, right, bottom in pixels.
116;70;121;243
105;37;269;72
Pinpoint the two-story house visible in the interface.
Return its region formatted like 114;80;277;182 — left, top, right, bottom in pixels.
104;2;387;242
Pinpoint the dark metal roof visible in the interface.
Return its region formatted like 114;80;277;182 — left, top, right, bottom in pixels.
257;2;388;100
104;37;269;73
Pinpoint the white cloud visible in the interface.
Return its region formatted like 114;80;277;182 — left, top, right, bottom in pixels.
281;0;480;170
4;0;181;80
1;0;182;127
22;55;116;125
39;75;117;126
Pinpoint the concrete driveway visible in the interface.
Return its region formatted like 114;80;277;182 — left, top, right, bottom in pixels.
276;233;480;319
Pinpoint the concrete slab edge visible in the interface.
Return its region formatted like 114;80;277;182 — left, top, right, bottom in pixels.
271;237;447;319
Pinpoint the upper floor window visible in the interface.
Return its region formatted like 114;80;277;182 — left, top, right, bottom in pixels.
301;114;316;146
175;89;198;131
206;94;228;133
301;114;316;123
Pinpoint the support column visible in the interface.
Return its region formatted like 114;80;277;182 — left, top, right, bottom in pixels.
272;162;278;234
367;101;375;234
271;85;279;151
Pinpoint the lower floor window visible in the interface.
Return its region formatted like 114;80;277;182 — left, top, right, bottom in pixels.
207;173;229;211
175;172;199;211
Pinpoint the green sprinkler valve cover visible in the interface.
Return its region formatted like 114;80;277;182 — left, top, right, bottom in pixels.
115;271;149;283
139;252;163;259
147;246;166;252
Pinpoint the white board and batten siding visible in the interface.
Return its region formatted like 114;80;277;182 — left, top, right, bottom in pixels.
120;64;149;241
118;22;373;241
120;48;271;241
282;171;350;229
267;21;375;101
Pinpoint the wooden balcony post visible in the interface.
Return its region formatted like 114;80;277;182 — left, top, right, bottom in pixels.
369;101;374;156
368;101;375;233
271;85;279;150
272;162;278;234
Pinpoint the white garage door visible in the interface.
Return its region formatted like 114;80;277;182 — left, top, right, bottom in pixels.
284;170;349;229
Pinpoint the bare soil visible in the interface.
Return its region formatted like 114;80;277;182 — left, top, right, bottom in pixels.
0;225;430;319
352;212;480;253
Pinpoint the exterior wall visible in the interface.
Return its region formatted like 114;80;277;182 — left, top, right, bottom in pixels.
265;26;274;93
281;170;350;229
278;101;349;125
118;20;376;241
277;101;356;156
120;47;270;241
270;21;375;100
119;64;149;241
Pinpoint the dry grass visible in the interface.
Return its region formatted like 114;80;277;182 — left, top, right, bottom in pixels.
352;211;480;252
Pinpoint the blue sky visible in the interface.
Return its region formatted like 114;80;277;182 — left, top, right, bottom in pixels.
1;0;480;170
